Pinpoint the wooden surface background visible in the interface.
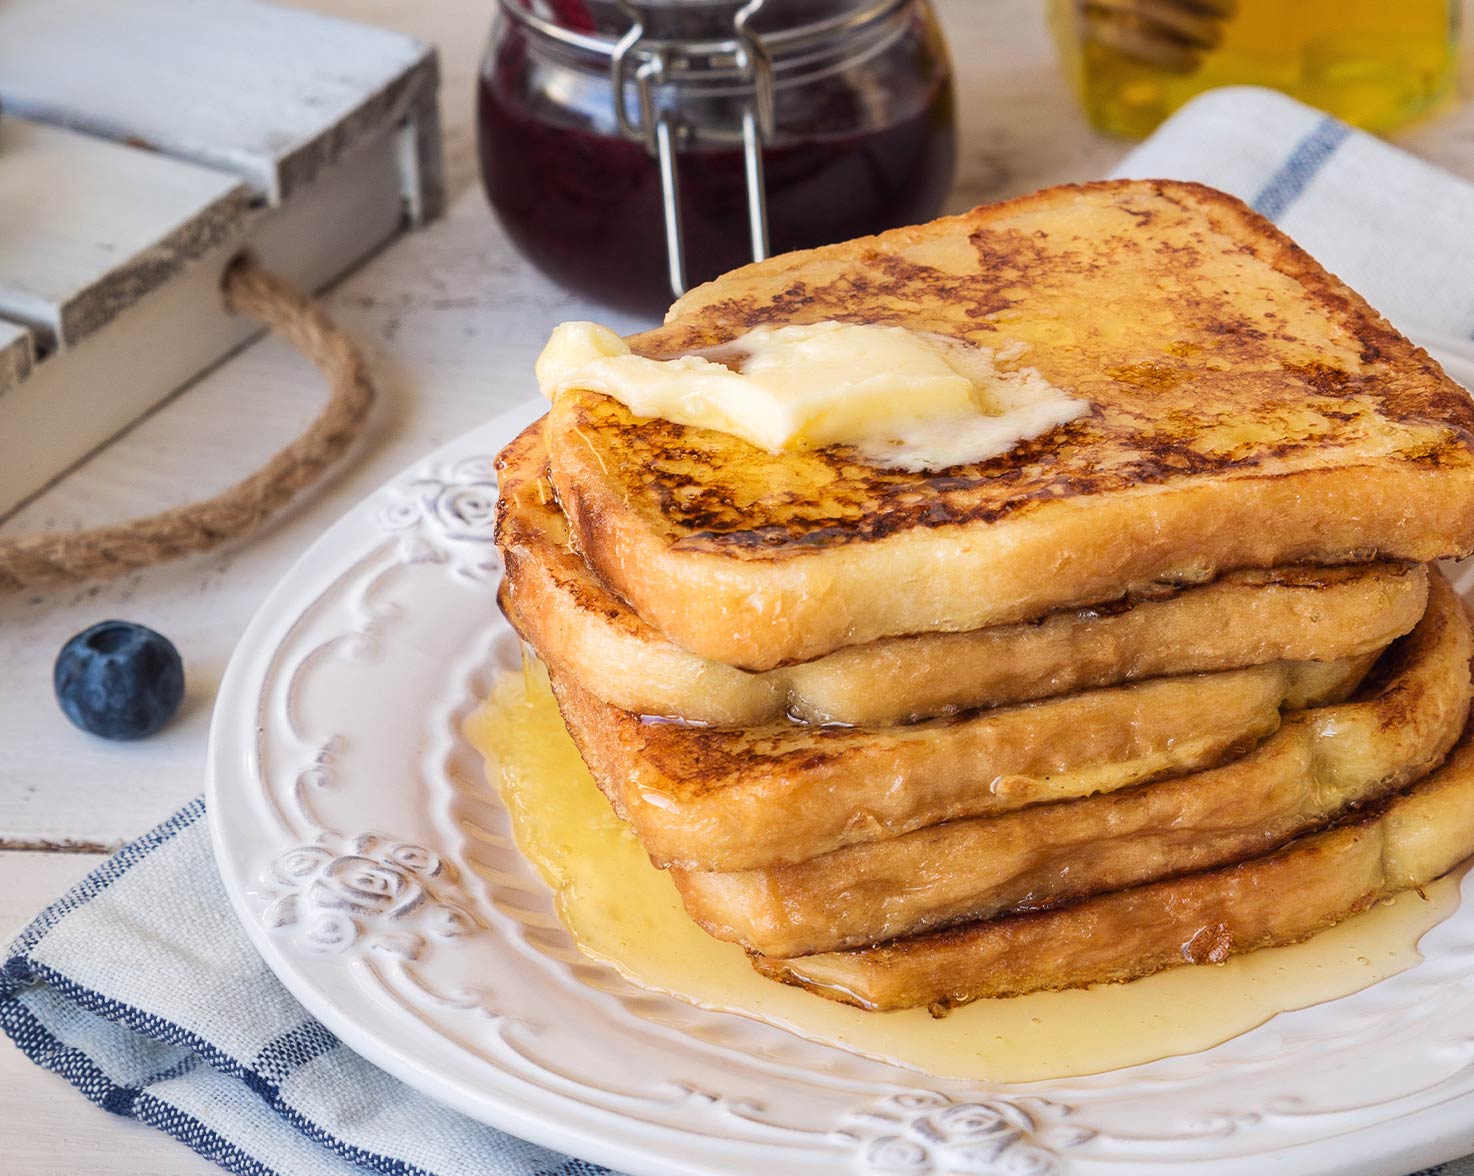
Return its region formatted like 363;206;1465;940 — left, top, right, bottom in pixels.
0;0;441;516
5;1;1474;1171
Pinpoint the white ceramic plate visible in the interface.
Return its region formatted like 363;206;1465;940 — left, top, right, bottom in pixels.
209;345;1474;1176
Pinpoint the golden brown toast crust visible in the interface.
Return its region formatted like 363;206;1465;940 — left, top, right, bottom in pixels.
497;422;1429;725
551;647;1373;872
673;573;1474;955
543;180;1474;668
753;714;1474;1012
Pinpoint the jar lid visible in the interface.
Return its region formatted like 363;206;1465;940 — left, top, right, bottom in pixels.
498;0;911;63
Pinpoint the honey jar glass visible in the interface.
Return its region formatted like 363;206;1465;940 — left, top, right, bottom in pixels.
1049;0;1460;140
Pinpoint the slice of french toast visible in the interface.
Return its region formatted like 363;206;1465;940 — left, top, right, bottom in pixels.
753;708;1474;1012
498;422;1429;725
547;644;1374;873
673;572;1473;956
543;180;1474;670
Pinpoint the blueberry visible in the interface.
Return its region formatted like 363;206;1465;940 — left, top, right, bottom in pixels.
54;621;185;740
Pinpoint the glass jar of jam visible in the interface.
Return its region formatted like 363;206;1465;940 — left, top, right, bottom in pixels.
478;0;956;316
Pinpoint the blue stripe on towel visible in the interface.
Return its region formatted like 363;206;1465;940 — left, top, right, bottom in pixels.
1252;116;1352;220
1;797;618;1176
2;960;439;1176
5;795;208;961
15;960;611;1172
0;998;282;1176
253;1021;340;1083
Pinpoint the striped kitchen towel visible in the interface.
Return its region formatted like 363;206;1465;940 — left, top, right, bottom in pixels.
5;85;1474;1176
0;799;615;1176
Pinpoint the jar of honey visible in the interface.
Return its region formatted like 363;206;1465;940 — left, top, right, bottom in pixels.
1049;0;1460;140
478;0;956;315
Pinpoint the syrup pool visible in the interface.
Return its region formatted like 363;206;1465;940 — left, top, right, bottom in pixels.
464;661;1463;1083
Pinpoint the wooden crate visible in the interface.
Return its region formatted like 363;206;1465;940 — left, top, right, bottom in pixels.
0;0;442;516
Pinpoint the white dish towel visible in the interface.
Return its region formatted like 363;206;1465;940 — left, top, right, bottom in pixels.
4;85;1474;1176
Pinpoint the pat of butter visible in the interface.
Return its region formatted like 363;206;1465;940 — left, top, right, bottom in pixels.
536;319;1090;471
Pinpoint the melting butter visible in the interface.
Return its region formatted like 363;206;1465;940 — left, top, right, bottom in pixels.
465;663;1464;1084
535;320;1089;471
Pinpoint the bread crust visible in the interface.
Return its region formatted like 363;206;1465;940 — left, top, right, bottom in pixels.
675;573;1473;955
498;422;1430;725
754;709;1474;1012
552;648;1375;872
544;180;1474;669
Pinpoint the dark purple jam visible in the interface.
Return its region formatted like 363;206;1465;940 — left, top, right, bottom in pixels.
478;19;956;317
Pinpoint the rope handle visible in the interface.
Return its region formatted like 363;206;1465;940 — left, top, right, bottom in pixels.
0;256;376;593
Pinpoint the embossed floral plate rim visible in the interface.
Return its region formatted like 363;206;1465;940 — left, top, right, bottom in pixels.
209;356;1474;1176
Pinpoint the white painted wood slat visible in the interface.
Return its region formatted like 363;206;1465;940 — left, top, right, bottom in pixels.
0;321;36;393
0;119;249;352
0;130;411;516
0;0;441;208
0;0;442;516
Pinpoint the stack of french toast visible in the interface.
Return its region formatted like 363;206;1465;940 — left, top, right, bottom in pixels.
495;179;1474;1013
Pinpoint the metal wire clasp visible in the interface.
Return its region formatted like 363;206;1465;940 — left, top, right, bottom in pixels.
611;0;774;298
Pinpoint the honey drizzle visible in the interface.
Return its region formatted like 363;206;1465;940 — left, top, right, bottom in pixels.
464;663;1463;1083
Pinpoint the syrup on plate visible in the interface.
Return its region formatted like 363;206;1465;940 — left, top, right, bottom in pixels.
464;661;1462;1083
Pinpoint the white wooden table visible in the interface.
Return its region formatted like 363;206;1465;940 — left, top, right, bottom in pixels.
4;2;1474;1172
